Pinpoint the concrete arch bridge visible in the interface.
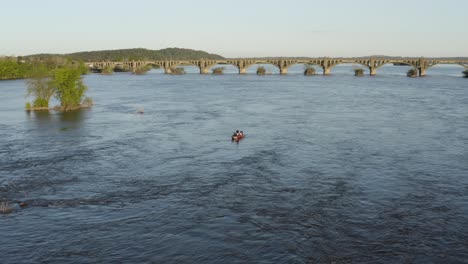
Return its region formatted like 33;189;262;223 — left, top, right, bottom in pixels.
87;58;468;76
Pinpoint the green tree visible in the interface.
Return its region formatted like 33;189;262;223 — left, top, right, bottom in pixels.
26;65;55;108
0;58;31;79
53;68;88;110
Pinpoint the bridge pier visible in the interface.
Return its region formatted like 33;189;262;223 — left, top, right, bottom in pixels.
323;67;331;75
239;67;247;74
369;67;377;76
164;67;172;74
200;67;210;74
280;68;288;75
419;68;427;77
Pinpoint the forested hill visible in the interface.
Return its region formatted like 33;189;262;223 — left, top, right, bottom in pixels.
33;48;224;62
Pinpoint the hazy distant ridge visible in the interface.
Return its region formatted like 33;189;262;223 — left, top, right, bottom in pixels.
25;48;225;62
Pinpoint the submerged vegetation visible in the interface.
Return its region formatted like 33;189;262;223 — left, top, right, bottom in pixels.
407;68;418;77
304;66;316;76
212;67;224;74
463;69;468;78
355;68;365;76
257;66;266;75
0;201;12;214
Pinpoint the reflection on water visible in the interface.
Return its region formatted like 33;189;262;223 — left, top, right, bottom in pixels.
59;108;88;123
23;109;89;134
29;110;51;122
1;68;468;263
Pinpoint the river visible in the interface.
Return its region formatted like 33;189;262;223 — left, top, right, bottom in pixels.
1;65;468;263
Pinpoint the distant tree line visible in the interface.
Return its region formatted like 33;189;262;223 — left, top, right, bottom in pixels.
0;56;87;80
0;57;33;80
23;48;225;62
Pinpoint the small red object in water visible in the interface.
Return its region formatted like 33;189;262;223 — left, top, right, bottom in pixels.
232;134;245;141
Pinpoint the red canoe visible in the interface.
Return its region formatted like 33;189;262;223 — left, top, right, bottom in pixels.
232;134;245;141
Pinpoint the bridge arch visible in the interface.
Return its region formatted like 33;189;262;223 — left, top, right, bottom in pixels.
146;62;164;68
424;63;467;77
327;62;371;75
167;62;201;74
283;62;322;75
205;62;240;74
243;62;281;74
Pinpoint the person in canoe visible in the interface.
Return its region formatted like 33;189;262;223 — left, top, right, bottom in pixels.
232;130;245;141
232;130;239;139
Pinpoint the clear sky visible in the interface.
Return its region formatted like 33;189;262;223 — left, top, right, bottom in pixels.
1;0;467;57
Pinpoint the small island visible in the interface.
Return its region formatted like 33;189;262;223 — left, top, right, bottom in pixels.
212;67;224;75
407;68;418;78
133;65;151;75
304;66;316;76
257;66;266;75
169;67;186;75
354;68;365;77
463;69;468;78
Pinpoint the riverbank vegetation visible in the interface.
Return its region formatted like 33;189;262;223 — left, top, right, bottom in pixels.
355;68;364;76
0;56;87;80
304;66;316;76
407;68;418;77
212;67;224;74
0;57;32;80
463;69;468;78
257;66;266;75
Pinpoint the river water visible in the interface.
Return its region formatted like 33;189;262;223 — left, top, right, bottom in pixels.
1;65;468;263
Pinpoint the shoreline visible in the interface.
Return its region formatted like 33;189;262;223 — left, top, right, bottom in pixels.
26;104;92;112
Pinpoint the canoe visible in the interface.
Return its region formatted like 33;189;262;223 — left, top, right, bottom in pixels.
232;135;245;141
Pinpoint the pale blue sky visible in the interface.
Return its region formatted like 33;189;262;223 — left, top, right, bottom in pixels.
1;0;467;57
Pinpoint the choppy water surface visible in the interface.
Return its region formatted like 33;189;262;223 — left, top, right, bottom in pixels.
1;65;468;263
